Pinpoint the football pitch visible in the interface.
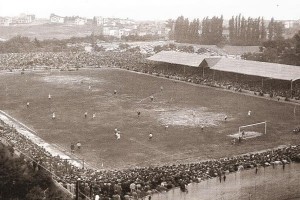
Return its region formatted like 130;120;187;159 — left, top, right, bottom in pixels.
0;67;299;169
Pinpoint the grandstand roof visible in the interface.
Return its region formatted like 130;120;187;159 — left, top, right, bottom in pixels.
147;51;300;81
147;51;207;67
203;57;221;67
210;58;300;81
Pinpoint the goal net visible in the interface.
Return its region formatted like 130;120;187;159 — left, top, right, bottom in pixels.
237;121;267;139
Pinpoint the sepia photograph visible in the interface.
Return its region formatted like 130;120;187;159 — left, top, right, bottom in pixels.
0;0;300;199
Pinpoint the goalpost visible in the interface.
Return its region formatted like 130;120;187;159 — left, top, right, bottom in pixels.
239;121;267;135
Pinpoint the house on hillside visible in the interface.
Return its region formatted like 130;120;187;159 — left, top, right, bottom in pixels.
75;17;87;25
12;14;35;24
103;26;133;38
282;20;297;29
1;14;35;25
119;28;132;38
50;14;65;24
94;16;103;26
0;17;12;26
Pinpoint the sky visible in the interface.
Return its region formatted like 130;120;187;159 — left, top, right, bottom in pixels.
0;0;299;21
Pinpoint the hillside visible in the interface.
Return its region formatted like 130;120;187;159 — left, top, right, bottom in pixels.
0;23;101;40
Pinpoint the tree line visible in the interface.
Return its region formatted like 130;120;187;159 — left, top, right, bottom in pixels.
171;15;284;46
229;15;284;45
0;34;109;53
242;31;300;66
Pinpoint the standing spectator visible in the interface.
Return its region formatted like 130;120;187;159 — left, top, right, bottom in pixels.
231;138;236;145
238;136;242;143
130;182;136;193
71;143;75;154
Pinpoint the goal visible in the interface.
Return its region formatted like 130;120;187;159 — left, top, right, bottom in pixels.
239;121;267;136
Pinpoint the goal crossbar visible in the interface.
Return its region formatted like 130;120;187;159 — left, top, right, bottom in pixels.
239;121;267;134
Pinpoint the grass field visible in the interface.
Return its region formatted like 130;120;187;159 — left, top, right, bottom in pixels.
0;67;300;169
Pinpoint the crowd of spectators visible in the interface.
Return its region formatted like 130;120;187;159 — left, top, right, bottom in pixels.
0;51;145;71
131;62;300;101
1;119;300;200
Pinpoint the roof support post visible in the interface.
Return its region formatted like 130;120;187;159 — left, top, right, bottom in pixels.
202;66;205;78
291;80;293;98
262;78;264;88
213;70;215;82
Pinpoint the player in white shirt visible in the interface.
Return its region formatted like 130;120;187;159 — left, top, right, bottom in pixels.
149;132;153;140
165;125;169;130
116;132;121;140
150;95;154;101
248;110;252;116
52;112;56;119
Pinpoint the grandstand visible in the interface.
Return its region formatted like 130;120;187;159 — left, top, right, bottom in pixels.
148;51;300;98
148;51;300;82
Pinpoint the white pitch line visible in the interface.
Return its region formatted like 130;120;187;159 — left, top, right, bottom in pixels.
137;95;153;104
